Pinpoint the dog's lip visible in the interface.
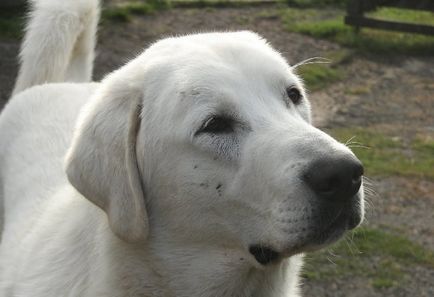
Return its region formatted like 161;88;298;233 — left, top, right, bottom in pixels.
318;210;349;239
280;208;358;257
248;245;281;265
248;212;351;264
250;200;362;261
315;197;362;236
303;212;352;251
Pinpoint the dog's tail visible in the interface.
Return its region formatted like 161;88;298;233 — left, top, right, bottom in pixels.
12;0;100;95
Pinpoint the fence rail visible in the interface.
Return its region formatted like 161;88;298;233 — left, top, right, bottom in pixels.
345;0;434;35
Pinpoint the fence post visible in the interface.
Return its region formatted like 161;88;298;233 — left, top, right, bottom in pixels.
347;0;363;33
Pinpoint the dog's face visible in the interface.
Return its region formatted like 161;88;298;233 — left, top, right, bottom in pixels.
66;31;364;266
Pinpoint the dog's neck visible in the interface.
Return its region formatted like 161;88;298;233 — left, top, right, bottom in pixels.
96;231;303;297
153;245;304;297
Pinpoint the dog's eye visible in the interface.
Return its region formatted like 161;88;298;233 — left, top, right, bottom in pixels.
286;87;302;105
199;116;234;134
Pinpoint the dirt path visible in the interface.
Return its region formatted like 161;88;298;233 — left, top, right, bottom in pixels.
1;4;433;297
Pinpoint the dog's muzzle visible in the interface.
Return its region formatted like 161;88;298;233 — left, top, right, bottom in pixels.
299;153;364;247
248;148;364;265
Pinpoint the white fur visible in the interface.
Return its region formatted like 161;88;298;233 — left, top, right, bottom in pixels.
0;1;364;296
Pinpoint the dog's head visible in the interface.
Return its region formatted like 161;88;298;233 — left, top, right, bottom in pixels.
65;31;364;265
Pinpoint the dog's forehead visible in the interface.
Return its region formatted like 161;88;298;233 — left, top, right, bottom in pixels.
149;31;293;83
142;32;306;123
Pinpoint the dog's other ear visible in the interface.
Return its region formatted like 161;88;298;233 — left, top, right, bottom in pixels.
65;79;148;242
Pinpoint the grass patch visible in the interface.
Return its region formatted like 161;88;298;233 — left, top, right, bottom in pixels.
368;7;434;26
352;228;434;266
344;84;371;95
102;0;171;22
296;63;343;91
371;277;395;289
280;7;434;55
329;128;434;179
172;0;244;8
286;0;347;8
303;227;434;289
0;7;26;39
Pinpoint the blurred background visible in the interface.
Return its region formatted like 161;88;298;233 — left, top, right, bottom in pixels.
0;0;433;296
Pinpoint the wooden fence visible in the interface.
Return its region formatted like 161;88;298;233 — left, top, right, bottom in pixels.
345;0;434;35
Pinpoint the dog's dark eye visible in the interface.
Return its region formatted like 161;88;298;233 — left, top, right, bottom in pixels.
286;87;302;105
199;116;234;134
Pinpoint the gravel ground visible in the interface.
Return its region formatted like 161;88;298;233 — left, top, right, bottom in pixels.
0;4;433;296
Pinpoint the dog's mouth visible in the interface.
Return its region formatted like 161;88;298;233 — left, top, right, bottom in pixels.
311;209;350;245
302;194;362;244
249;201;362;265
295;205;361;253
248;222;348;266
248;245;281;265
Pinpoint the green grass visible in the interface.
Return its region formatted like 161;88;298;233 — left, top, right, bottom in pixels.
329;128;434;179
172;0;257;8
344;84;371;95
0;7;26;39
303;227;434;289
280;7;434;55
368;7;434;26
286;0;347;8
371;277;395;289
296;64;343;91
102;0;171;22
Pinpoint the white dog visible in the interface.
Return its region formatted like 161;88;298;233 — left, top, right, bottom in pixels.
0;0;365;296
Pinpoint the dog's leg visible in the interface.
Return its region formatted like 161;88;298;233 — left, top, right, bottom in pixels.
12;0;100;95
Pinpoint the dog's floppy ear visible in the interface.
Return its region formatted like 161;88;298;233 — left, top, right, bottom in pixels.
65;80;148;242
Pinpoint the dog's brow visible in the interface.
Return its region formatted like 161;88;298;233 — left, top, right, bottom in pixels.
189;86;214;95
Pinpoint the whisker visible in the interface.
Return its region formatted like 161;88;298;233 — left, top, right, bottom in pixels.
326;254;337;266
344;235;359;256
361;178;378;219
291;57;332;69
342;136;371;150
347;144;370;149
345;136;356;146
362;176;376;185
345;140;366;146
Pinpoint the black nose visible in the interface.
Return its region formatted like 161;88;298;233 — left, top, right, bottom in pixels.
303;155;363;202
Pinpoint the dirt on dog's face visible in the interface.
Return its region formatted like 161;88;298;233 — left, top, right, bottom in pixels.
136;32;364;265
